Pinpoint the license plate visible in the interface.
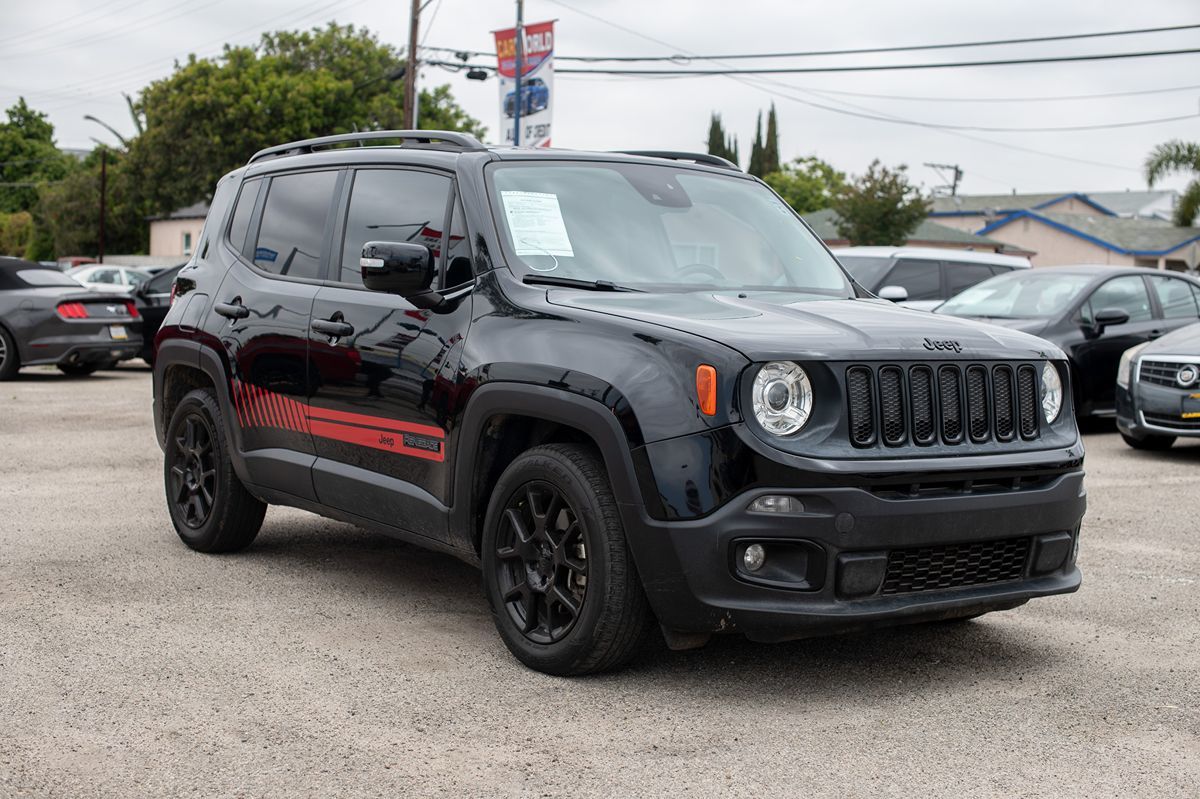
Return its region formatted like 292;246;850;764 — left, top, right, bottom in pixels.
109;325;127;341
1182;393;1200;419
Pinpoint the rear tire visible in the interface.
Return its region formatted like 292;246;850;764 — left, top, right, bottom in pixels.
1121;431;1175;451
164;388;266;553
57;362;98;377
482;444;654;675
0;326;19;381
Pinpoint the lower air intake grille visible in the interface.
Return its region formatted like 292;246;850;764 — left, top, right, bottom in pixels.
882;537;1031;595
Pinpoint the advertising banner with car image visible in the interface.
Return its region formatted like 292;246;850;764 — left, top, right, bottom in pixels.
493;20;554;147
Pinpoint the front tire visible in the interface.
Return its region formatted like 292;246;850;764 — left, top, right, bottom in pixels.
164;388;266;552
482;444;654;675
1121;431;1175;451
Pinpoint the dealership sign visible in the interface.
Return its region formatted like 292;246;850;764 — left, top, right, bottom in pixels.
493;20;554;147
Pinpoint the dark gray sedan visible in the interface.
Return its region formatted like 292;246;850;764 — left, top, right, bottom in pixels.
1116;321;1200;449
0;256;142;380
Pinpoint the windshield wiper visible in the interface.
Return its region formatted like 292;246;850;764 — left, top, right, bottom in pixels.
522;275;643;292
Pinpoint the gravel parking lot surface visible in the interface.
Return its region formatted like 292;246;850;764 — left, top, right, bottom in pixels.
1;366;1197;798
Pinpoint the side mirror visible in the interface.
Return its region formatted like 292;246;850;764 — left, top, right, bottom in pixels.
877;285;909;303
1092;306;1130;335
361;241;436;302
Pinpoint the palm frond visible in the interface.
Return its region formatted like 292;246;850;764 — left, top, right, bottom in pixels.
1174;179;1200;227
1145;140;1200;186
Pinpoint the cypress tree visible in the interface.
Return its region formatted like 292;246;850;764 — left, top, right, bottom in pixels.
706;113;726;159
763;103;780;175
748;112;764;177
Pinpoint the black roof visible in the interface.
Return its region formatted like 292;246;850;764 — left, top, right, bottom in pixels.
0;256;53;271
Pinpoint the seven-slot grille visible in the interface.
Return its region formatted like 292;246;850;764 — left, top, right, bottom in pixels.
1139;359;1194;387
846;363;1041;447
881;537;1031;595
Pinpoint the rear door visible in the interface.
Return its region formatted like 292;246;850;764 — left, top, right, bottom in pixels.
943;260;1001;300
307;167;474;541
203;168;343;500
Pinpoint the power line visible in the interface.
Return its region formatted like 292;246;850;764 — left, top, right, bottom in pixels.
429;21;1200;62
779;82;1200;104
544;48;1200;75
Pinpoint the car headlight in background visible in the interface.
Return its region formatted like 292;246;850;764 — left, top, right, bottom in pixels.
752;361;813;435
1116;342;1149;389
1041;362;1063;423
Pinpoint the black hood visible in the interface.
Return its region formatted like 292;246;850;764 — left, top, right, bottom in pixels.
1141;321;1200;356
942;315;1050;337
547;290;1064;362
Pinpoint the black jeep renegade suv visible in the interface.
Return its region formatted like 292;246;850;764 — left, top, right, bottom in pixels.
153;130;1085;675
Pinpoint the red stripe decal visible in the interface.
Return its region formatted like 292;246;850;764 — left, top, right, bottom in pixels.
271;392;289;431
308;419;444;462
305;405;444;439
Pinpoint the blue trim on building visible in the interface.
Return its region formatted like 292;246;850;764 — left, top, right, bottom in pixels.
930;193;1116;219
976;210;1200;256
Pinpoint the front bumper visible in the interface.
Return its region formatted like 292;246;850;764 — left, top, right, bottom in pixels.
1116;382;1200;439
622;467;1085;642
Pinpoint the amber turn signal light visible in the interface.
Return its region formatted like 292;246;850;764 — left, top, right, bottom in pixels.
696;364;717;416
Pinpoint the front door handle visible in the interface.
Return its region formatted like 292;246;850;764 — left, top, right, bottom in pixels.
311;317;354;338
214;300;249;320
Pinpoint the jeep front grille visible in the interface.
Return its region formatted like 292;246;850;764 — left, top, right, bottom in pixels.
845;363;1041;448
881;537;1031;595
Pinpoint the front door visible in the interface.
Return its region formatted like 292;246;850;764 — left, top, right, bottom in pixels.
1074;275;1160;413
306;167;474;541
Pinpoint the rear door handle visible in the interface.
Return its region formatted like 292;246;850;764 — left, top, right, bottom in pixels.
214;300;249;320
311;317;354;338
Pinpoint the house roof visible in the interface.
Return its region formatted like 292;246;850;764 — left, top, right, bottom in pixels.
151;201;210;221
978;210;1200;256
929;192;1113;217
1083;189;1176;217
802;208;1009;248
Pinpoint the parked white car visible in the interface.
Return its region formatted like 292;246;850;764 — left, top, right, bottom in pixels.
833;246;1032;311
66;265;152;295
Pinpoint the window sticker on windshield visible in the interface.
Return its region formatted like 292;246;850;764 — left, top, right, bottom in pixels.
500;191;574;257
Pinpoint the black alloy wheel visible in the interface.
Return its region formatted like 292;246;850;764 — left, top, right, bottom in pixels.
169;412;218;529
493;480;589;645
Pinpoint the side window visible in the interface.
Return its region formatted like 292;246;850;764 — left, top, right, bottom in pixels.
882;259;941;300
338;169;452;286
1149;276;1200;320
945;262;996;296
227;178;262;257
443;199;472;288
253;170;339;279
1080;276;1153;324
91;269;120;285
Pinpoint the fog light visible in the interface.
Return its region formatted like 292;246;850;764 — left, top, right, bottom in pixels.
748;495;804;514
743;543;766;572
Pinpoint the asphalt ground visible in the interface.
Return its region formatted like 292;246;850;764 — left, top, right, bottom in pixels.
1;365;1197;798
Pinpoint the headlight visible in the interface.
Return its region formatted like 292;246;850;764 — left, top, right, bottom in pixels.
1041;362;1063;423
752;361;813;435
1116;342;1149;389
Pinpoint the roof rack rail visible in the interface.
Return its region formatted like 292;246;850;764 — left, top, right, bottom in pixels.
248;130;486;165
615;150;740;172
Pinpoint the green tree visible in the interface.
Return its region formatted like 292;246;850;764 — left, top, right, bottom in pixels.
705;112;738;166
1145;140;1200;226
0;98;74;214
0;211;34;257
38;147;147;257
763;156;845;214
127;23;485;215
831;160;929;245
762;103;780;176
747;111;764;177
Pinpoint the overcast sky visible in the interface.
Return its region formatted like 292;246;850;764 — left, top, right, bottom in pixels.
2;0;1198;196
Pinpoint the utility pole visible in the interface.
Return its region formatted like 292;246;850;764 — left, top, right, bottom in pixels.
98;149;107;263
924;162;963;196
402;0;420;130
512;0;524;146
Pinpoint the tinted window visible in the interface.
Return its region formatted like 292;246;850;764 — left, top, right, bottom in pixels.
1149;276;1200;320
883;260;941;300
145;266;182;293
945;262;998;296
253;171;337;279
16;269;81;287
1081;276;1152;324
339;169;452;285
227;178;262;256
88;269;122;285
444;199;472;287
836;256;893;291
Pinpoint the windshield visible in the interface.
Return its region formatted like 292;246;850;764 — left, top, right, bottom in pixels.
16;269;82;287
835;256;893;291
937;271;1092;319
488;161;852;295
